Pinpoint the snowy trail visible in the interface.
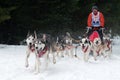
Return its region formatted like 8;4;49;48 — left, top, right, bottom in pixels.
0;38;120;80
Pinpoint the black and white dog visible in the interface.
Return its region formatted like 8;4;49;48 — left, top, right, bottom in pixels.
25;31;49;73
80;33;112;62
25;31;36;68
80;37;92;61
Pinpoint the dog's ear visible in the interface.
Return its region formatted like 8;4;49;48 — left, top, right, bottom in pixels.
89;41;91;45
43;34;46;41
57;36;59;41
27;30;30;38
34;30;37;40
66;32;71;37
78;40;82;46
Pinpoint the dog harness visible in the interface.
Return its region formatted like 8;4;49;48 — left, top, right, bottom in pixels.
96;49;100;55
29;45;35;52
106;39;112;51
65;45;74;50
38;46;48;58
82;45;89;53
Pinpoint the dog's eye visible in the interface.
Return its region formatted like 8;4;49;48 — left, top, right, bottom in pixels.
85;40;88;43
39;41;41;44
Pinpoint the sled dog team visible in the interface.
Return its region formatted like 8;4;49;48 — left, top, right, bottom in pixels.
25;31;112;73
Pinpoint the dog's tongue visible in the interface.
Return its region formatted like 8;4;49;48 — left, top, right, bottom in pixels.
29;46;35;52
82;45;85;49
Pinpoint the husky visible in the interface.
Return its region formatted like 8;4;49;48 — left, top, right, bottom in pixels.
25;31;36;68
25;31;50;73
34;39;49;73
50;36;64;64
80;37;92;61
61;32;80;59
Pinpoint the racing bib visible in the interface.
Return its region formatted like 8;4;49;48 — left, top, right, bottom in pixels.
92;12;100;27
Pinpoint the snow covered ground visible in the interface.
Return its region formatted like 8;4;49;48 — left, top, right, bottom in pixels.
0;37;120;80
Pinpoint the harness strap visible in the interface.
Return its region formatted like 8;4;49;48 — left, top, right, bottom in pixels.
82;46;89;53
29;45;35;52
38;46;48;58
107;40;111;51
96;49;100;55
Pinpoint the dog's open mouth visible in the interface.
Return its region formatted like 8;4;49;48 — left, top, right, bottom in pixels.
82;44;89;53
37;46;48;57
29;45;35;52
82;44;85;49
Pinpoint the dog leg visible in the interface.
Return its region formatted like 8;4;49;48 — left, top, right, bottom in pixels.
47;51;50;62
108;46;112;58
56;51;60;58
84;52;89;62
70;49;74;58
72;48;79;59
64;49;68;57
57;51;60;57
53;52;56;64
35;56;40;73
34;53;37;71
45;51;49;69
74;47;77;58
93;51;97;61
67;50;71;57
25;50;30;67
61;50;65;58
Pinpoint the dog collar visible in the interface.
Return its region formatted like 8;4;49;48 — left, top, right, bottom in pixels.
82;45;89;53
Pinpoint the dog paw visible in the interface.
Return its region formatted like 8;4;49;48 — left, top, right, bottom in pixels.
25;64;29;68
74;55;78;58
84;59;88;62
53;60;56;64
94;58;97;61
61;55;64;58
34;71;40;75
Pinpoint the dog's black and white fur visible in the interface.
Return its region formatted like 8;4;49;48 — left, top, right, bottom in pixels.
80;35;112;62
25;32;36;68
34;39;49;73
25;31;50;73
80;38;92;61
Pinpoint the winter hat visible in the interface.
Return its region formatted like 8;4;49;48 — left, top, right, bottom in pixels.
92;6;98;10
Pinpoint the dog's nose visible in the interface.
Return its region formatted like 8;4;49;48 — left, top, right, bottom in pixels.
29;43;32;45
56;43;59;46
82;44;85;49
36;47;38;49
82;44;84;47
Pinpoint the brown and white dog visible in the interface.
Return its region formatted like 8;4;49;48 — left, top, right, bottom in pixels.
50;36;64;64
62;32;80;58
